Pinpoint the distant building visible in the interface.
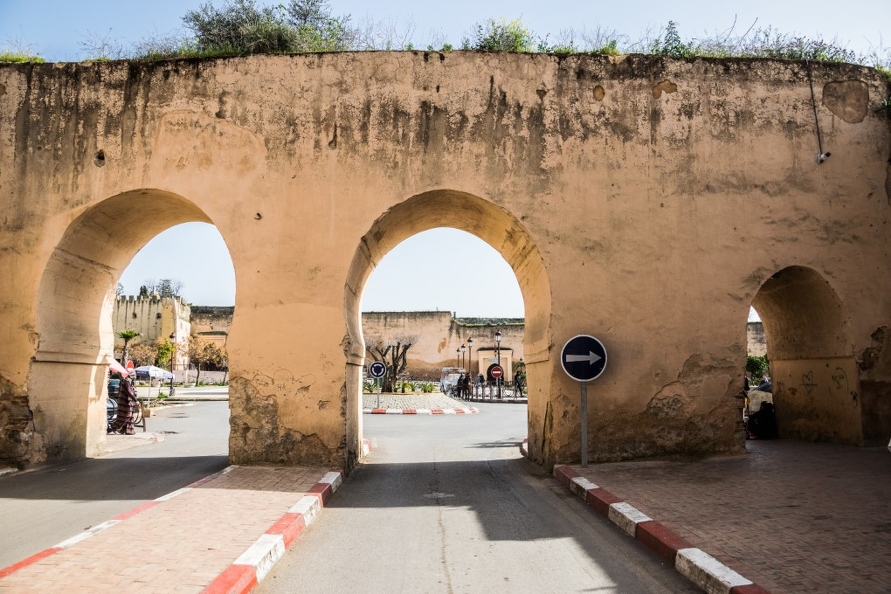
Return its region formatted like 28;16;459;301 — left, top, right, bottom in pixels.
112;295;189;370
747;321;767;357
114;302;767;377
361;311;524;380
190;306;234;350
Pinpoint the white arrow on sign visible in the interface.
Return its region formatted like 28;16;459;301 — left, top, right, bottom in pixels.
565;351;602;365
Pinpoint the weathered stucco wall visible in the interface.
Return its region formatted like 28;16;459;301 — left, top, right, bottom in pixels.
1;52;889;469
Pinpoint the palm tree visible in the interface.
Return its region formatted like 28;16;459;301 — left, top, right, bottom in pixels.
116;330;140;363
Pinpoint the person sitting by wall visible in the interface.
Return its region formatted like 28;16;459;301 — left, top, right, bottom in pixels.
746;401;778;439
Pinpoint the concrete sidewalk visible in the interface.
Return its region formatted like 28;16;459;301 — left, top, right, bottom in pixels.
0;465;343;594
550;440;891;594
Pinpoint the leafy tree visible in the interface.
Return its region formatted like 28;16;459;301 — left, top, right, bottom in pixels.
463;18;534;52
188;336;226;385
129;342;158;367
651;21;695;58
156;337;175;368
116;329;140;363
287;0;356;50
365;334;416;393
183;0;290;54
157;278;184;297
746;355;769;382
182;0;356;55
138;284;150;298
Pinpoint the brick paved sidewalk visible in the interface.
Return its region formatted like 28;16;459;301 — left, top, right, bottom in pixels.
0;465;341;594
565;440;891;594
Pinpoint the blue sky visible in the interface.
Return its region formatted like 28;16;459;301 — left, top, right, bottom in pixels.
2;1;884;314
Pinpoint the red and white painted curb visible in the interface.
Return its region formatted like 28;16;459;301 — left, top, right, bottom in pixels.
363;407;478;415
552;465;769;594
203;470;344;594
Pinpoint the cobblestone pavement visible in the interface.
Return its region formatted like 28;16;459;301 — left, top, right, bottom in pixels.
566;440;891;594
0;466;330;593
361;392;466;410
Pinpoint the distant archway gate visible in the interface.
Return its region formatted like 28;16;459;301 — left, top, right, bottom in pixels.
1;53;889;470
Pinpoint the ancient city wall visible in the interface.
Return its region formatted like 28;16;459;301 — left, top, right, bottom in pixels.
362;311;524;379
112;295;190;346
1;52;889;468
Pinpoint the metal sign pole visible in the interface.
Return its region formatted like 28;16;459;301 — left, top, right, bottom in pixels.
580;381;588;467
560;334;607;469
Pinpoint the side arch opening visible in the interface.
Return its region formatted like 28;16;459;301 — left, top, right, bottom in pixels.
343;190;552;464
29;189;226;463
751;266;862;444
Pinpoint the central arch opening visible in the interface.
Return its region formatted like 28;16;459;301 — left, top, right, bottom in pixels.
344;190;552;466
361;227;524;396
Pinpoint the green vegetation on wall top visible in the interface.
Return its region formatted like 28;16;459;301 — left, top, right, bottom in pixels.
0;0;889;76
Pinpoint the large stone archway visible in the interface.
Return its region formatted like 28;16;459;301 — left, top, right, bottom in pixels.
1;52;889;469
343;189;551;467
27;190;218;462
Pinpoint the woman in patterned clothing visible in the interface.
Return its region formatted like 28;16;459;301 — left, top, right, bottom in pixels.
111;376;139;435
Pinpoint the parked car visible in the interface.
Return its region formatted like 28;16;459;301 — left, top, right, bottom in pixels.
439;367;464;395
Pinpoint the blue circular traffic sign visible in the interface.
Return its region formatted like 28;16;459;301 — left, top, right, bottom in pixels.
560;335;607;382
368;361;387;379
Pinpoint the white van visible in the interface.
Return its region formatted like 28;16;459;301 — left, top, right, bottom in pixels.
439;367;465;395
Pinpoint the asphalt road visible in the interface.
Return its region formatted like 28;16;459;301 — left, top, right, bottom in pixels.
0;401;230;569
257;403;698;594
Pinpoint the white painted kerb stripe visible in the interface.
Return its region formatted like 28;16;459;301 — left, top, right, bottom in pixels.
55;520;120;549
570;476;599;492
608;502;653;537
156;487;190;501
318;471;343;490
234;533;285;582
385;409;403;414
676;548;753;593
289;496;322;526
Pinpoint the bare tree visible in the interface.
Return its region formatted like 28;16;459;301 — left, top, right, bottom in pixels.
365;334;417;392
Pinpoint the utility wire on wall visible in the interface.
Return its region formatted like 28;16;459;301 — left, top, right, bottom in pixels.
806;61;831;164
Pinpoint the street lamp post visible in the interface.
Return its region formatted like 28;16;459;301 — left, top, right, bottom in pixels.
460;343;466;371
456;348;460;368
467;337;474;397
168;332;176;398
467;337;473;374
495;330;502;399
